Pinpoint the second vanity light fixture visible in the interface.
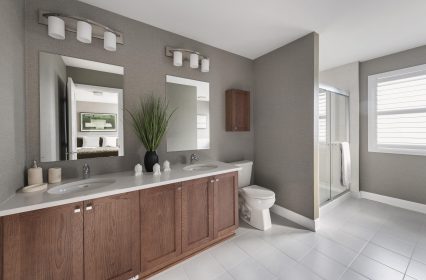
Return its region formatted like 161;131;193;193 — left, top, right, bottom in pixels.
39;10;124;52
165;46;210;73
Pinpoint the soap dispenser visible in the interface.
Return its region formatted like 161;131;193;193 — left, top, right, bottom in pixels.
28;160;43;185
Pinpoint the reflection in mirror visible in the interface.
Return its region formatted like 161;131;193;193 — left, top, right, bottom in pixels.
166;75;210;152
39;52;124;162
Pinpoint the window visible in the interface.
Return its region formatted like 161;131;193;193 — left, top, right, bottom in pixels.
318;89;327;143
368;64;426;156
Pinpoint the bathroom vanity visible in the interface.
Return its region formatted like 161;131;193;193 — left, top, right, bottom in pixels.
0;162;239;280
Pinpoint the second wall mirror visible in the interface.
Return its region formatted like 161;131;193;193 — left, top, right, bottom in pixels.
166;75;210;152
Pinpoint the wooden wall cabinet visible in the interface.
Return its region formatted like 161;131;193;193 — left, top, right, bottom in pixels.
226;89;250;131
140;183;182;277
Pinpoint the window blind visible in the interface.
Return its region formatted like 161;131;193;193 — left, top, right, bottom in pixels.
377;74;426;147
319;90;327;143
369;64;426;155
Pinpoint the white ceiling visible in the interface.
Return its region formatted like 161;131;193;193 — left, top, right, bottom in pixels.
80;0;426;70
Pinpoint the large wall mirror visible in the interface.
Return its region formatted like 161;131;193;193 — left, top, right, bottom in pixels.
39;52;124;162
166;75;210;152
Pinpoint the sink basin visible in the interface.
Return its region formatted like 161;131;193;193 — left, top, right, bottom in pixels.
47;178;116;195
183;163;218;171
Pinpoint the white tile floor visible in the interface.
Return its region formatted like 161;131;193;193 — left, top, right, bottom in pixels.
149;197;426;280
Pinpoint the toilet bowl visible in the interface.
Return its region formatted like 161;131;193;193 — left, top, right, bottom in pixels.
231;161;275;231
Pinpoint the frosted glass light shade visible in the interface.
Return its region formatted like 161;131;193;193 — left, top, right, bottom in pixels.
201;58;210;72
104;31;117;51
77;21;92;43
190;53;199;69
48;16;65;40
173;51;183;67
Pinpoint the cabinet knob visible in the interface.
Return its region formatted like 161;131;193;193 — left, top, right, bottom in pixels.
74;207;81;213
216;179;219;182
85;205;93;211
177;187;182;191
210;180;215;183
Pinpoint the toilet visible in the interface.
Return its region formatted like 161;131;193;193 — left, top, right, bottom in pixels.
231;160;275;231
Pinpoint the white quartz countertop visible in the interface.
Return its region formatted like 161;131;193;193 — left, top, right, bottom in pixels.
0;161;240;217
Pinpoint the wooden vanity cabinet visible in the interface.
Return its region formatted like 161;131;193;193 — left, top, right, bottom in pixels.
140;183;182;277
1;171;238;280
181;177;215;252
84;191;140;280
214;172;239;238
1;192;140;280
226;89;250;131
2;202;84;280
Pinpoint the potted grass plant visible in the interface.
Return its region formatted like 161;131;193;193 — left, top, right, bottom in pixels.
128;94;175;172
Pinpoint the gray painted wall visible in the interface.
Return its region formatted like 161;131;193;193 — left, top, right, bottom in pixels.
25;0;254;181
67;66;123;89
0;0;26;202
360;45;426;204
254;33;319;219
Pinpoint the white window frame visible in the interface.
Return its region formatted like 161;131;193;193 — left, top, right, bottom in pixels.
368;63;426;156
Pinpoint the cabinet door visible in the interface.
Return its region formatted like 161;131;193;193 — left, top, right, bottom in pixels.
3;203;84;280
226;90;250;131
84;192;140;280
140;184;182;276
181;177;214;252
214;172;239;238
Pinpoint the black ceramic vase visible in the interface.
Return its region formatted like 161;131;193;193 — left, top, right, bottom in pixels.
144;150;159;172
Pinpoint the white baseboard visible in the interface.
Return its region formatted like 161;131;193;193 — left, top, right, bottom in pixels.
351;191;361;198
360;191;426;214
271;204;318;231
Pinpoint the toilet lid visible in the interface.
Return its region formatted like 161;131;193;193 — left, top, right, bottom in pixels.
241;185;275;200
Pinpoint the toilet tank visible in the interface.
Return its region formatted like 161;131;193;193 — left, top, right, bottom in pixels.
231;160;253;188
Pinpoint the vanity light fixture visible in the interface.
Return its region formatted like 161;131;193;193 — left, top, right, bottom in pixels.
47;16;65;40
173;51;183;67
76;20;92;43
190;53;199;69
201;58;210;73
104;31;117;52
39;10;124;51
166;46;209;73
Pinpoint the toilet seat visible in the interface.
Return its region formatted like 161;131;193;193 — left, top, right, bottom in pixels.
240;185;275;200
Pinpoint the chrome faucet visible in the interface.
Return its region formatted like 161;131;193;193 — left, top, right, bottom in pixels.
83;163;90;179
190;153;200;164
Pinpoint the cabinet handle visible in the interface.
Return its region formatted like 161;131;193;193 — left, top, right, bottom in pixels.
85;205;93;211
74;207;81;213
177;187;182;191
210;180;215;183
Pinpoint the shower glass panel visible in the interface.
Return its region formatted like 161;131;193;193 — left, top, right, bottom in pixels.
319;87;350;205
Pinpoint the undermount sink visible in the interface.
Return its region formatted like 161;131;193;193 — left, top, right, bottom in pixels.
47;178;116;195
183;163;218;171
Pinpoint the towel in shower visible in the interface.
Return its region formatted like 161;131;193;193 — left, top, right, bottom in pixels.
340;142;351;187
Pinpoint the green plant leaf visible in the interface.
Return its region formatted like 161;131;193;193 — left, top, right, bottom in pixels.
126;94;176;151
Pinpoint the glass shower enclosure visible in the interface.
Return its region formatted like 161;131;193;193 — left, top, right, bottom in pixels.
319;85;350;205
